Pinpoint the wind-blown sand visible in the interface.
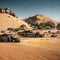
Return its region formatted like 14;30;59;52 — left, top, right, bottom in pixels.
0;38;60;60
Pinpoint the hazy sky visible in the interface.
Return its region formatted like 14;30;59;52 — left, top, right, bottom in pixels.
0;0;60;21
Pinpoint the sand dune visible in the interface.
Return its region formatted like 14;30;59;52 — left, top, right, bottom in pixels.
0;13;31;32
0;38;60;60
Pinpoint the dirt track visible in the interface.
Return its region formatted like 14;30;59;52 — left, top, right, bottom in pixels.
0;38;60;60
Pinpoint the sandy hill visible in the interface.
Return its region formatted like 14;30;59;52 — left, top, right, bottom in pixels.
0;8;31;32
23;14;54;23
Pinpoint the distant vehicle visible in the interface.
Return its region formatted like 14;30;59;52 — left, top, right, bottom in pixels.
0;34;20;42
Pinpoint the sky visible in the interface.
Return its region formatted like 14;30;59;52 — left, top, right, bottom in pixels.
0;0;60;21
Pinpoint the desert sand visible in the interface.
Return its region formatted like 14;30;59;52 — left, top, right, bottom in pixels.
0;38;60;60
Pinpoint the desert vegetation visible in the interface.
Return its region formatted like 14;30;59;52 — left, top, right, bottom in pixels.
56;23;60;30
7;24;26;32
17;30;60;38
26;20;55;30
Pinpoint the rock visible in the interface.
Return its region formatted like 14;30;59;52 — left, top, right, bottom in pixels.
0;8;5;13
0;8;16;17
3;8;10;14
10;11;16;17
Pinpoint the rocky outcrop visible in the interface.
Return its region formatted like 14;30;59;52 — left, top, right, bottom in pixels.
0;8;5;13
0;8;16;17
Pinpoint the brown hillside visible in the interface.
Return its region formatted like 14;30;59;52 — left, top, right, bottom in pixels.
24;14;53;23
